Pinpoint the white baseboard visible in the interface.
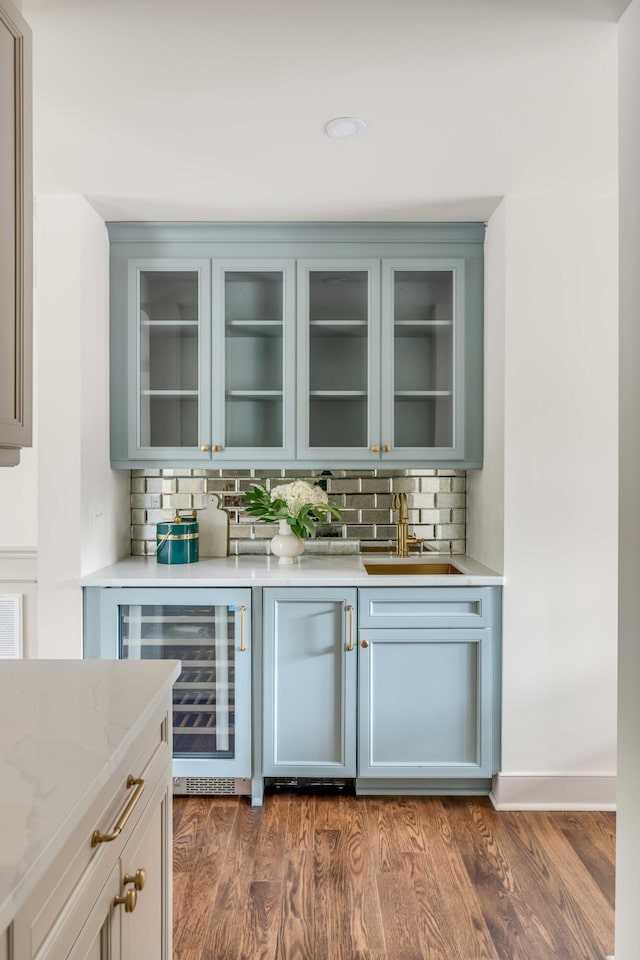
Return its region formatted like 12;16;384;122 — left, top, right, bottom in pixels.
490;773;616;811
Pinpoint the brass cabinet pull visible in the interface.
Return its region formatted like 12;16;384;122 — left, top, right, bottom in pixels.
200;444;210;451
91;776;145;847
360;639;369;649
212;444;221;452
238;605;246;652
383;444;391;452
346;604;354;651
371;444;380;452
114;889;137;913
123;868;146;891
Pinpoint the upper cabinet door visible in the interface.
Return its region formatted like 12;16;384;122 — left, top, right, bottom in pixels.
0;1;32;466
381;259;467;462
127;259;211;460
297;259;381;461
212;260;296;461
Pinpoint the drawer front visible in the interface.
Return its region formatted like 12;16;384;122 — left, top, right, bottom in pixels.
358;587;493;629
13;699;171;959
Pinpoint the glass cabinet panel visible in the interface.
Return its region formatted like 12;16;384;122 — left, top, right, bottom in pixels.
133;260;211;457
299;260;380;457
382;262;461;456
214;261;295;459
120;602;242;761
393;269;453;449
225;271;284;448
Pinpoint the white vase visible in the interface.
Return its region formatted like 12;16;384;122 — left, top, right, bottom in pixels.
270;519;304;565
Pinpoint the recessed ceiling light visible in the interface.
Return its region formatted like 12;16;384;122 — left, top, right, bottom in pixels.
325;117;368;139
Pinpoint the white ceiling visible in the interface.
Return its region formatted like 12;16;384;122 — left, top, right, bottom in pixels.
23;0;622;222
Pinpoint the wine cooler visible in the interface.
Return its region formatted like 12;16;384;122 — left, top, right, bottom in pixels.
84;587;252;795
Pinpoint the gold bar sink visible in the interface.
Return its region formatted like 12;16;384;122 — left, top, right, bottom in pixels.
363;562;463;575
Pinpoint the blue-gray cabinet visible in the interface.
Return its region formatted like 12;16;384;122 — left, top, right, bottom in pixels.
358;587;500;783
262;587;357;778
111;254;295;463
108;223;484;469
83;587;253;783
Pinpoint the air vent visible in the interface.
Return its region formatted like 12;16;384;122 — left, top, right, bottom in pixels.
0;595;22;659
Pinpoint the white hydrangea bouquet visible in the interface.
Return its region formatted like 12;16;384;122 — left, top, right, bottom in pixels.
242;479;342;539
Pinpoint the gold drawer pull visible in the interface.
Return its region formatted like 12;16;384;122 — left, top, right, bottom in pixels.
361;639;369;648
114;889;137;913
91;776;145;847
346;604;354;652
238;605;247;652
123;868;146;891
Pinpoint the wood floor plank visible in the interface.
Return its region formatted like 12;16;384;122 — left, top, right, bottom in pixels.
547;811;616;908
413;798;501;960
376;870;429;960
237;879;282;960
504;811;614;959
367;797;421;872
276;850;315;960
172;796;239;957
314;801;388;960
253;791;291;881
285;791;315;851
440;797;544;960
200;802;267;959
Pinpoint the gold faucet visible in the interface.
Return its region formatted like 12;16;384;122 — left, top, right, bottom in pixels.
392;492;422;557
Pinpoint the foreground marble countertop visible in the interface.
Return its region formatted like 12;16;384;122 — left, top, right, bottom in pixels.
81;553;503;587
0;658;180;936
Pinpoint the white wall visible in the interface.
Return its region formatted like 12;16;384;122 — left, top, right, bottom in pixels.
616;0;640;953
470;195;619;808
37;195;128;659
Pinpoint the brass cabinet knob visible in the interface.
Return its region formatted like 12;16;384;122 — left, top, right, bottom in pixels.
123;868;146;892
212;444;221;452
200;444;210;452
371;445;380;452
114;889;137;913
383;445;391;452
360;639;369;649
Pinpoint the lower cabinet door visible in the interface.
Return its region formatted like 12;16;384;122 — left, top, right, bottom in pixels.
65;862;122;960
263;588;357;777
120;779;171;960
358;628;493;778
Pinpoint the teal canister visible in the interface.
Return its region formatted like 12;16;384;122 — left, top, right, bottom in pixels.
156;515;199;564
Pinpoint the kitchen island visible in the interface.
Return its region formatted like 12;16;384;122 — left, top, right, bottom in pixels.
0;658;180;959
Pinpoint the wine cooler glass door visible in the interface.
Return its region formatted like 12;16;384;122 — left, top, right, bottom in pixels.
118;592;251;778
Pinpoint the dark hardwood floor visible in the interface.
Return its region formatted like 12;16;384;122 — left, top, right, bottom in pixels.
172;792;615;960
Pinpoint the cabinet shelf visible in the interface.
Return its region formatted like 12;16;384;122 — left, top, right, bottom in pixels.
142;320;199;333
394;320;452;337
141;389;199;397
226;320;283;338
310;390;368;398
394;390;453;398
310;320;368;337
226;390;283;400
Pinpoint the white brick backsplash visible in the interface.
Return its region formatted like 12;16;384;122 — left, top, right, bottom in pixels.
131;468;466;556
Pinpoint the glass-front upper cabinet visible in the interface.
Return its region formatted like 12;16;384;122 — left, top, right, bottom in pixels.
212;260;295;461
381;259;466;461
128;259;211;460
297;259;381;460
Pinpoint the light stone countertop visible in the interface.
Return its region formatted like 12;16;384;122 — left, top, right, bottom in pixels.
81;553;503;587
0;658;180;936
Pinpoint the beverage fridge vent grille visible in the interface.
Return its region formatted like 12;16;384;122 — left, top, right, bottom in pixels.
185;777;235;795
